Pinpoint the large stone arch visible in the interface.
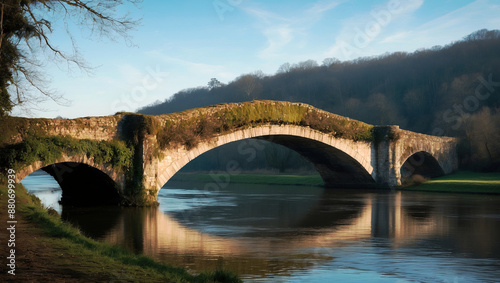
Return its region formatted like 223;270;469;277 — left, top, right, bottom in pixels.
17;154;125;206
149;125;375;193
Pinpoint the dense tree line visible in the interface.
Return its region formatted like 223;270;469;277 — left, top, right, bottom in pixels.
139;29;500;172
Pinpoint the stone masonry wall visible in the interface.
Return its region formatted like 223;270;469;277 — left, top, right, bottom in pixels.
392;127;459;185
4;102;461;205
6;115;122;145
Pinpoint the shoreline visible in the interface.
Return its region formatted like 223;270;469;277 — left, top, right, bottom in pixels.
171;171;500;195
169;172;324;187
0;182;241;282
1;171;497;280
398;171;500;194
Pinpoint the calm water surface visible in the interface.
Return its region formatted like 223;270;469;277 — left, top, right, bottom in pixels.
22;171;500;282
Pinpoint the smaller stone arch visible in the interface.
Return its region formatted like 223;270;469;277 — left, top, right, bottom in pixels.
400;151;445;185
17;155;125;206
393;129;459;186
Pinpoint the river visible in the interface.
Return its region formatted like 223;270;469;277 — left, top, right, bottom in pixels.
22;171;500;282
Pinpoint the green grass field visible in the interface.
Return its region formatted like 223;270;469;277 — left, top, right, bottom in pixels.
171;173;324;187
402;171;500;194
173;171;500;194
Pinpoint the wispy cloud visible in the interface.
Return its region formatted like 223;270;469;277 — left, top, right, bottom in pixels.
243;1;343;59
393;0;424;15
117;64;146;85
406;0;500;45
244;7;291;24
145;50;238;87
324;0;425;60
260;25;294;57
325;0;500;61
306;1;343;15
148;51;226;75
379;31;411;44
377;0;500;51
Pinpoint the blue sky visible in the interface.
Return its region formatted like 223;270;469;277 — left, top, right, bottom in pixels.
13;0;500;118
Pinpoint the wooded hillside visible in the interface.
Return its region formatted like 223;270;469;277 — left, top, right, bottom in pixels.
139;29;500;172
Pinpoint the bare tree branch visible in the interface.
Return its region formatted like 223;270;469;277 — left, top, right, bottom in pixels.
0;3;4;50
0;0;141;116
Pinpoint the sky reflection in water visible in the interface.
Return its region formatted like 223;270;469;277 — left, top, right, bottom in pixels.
22;172;500;282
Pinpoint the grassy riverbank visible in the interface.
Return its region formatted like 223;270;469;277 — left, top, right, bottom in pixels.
173;171;500;194
0;183;241;282
401;171;500;194
171;173;324;187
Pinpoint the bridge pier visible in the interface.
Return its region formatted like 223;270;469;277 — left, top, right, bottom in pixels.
372;126;401;188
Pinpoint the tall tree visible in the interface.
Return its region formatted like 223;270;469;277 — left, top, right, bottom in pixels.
235;74;262;99
466;107;500;170
0;0;140;116
207;78;223;90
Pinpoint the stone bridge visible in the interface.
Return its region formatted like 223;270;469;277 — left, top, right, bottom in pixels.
1;101;459;206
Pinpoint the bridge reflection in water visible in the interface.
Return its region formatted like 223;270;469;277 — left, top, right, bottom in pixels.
97;192;448;248
58;187;500;279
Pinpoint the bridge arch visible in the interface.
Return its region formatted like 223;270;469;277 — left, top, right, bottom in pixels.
17;155;125;206
391;130;459;186
400;151;445;184
152;125;376;192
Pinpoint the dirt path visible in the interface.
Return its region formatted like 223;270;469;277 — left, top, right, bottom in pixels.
0;189;156;282
0;184;240;283
0;192;100;282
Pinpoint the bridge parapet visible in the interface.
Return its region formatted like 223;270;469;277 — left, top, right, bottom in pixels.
0;115;122;146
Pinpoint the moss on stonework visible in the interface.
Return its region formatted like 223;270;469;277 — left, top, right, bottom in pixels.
118;114;159;206
154;100;374;150
0;116;48;146
0;135;133;172
372;125;400;144
0;101;379;207
0;115;122;147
